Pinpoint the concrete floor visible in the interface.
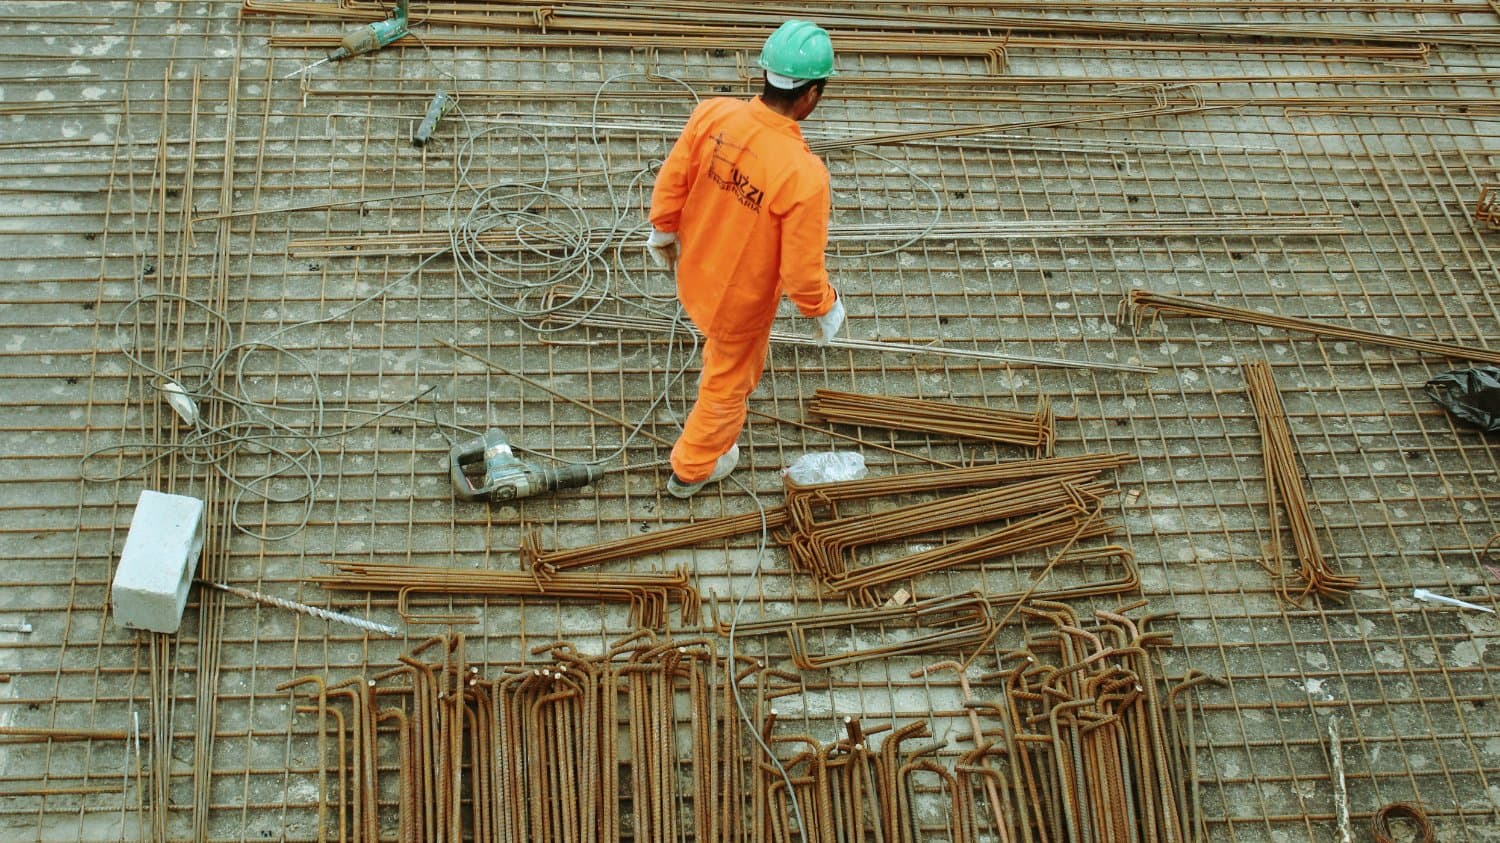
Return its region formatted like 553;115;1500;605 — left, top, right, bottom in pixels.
1;1;1498;840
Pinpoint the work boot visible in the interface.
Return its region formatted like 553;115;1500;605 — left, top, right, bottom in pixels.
666;445;740;499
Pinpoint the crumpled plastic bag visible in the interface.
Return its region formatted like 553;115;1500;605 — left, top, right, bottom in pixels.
783;451;869;485
1425;366;1500;433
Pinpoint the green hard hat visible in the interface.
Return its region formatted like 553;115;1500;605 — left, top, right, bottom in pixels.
758;20;837;81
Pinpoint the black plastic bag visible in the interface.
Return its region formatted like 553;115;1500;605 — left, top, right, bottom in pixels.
1425;366;1500;433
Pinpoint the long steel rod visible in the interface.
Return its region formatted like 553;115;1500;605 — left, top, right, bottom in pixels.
1130;289;1500;365
547;308;1158;373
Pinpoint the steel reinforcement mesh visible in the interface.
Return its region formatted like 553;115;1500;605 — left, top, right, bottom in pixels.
0;1;1498;841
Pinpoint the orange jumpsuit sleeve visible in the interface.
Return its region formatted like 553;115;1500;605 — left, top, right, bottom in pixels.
779;169;837;319
648;104;710;235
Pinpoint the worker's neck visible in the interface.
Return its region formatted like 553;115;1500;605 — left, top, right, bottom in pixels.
762;98;800;120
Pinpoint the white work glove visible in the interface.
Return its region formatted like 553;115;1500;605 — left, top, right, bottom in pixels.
815;294;846;346
645;229;679;270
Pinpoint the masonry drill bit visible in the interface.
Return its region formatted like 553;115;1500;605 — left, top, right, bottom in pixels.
197;579;401;637
283;55;333;79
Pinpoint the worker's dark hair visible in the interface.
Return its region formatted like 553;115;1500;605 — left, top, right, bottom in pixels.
761;76;827;107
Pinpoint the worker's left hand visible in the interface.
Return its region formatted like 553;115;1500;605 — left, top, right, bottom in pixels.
816;294;846;345
645;229;679;270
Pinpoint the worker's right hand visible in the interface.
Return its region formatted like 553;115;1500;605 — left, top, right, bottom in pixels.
645;229;679;270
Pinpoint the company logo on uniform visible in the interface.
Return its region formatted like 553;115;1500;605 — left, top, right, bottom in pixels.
707;132;764;213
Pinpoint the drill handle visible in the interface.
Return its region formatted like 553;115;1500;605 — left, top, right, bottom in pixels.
338;26;381;58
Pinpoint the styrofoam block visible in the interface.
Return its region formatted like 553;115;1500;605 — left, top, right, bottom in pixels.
111;490;205;634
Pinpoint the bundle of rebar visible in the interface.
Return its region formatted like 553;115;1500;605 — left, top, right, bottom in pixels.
806;388;1055;455
786;593;995;671
778;456;1127;605
951;601;1221;843
515;454;1136;582
755;602;1217;843
1476;185;1500;231
759;718;956;843
279;633;754;843
787;473;1107;579
1244;360;1362;603
1127;288;1500;365
313;560;700;627
711;544;1140;669
841;508;1114;607
520;508;789;574
783;451;1135;508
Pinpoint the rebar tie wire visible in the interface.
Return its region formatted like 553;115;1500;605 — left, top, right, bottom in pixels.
1372;802;1437;843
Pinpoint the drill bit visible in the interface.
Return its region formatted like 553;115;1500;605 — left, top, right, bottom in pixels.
283;56;333;79
197;579;401;637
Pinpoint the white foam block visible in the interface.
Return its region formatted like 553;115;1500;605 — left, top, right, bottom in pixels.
111;490;205;634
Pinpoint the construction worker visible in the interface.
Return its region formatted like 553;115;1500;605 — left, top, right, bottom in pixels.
645;19;845;499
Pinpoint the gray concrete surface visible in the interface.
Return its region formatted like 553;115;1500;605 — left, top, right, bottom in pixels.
1;1;1498;840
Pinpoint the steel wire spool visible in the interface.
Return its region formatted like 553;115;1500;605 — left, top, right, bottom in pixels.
1372;802;1436;843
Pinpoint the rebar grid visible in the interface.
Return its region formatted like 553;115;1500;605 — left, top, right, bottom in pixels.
0;1;1498;841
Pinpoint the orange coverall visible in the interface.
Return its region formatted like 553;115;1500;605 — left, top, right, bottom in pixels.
650;96;838;482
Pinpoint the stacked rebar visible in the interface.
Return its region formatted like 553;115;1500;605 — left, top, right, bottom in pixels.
274;619;1211;842
1243;360;1361;602
755;604;1217;842
760;718;957;843
280;633;751;843
806;388;1055;455
716;544;1141;669
313;560;700;627
521;508;789;574
950;601;1220;843
779;456;1131;606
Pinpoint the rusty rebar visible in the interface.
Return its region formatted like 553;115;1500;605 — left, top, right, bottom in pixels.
1128;288;1500;365
1244;360;1362;603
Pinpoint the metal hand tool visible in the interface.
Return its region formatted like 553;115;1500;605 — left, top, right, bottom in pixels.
449;428;603;503
412;90;454;147
284;0;409;79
